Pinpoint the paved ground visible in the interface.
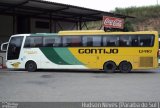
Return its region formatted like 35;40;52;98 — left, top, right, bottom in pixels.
0;69;160;102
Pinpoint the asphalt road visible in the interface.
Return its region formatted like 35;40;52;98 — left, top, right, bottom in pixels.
0;69;160;102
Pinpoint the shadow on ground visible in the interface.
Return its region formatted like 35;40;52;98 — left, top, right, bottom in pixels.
1;68;159;74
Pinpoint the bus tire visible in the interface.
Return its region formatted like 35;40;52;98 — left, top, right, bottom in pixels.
25;61;37;72
103;61;117;73
119;61;132;73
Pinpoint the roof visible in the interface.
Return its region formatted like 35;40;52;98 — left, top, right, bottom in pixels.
0;0;134;22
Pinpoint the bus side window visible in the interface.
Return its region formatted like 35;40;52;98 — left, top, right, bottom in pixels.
44;37;55;47
71;37;81;47
24;37;30;47
32;37;43;47
63;37;71;47
103;37;107;46
139;35;154;47
24;37;43;48
103;36;119;47
53;37;61;47
44;37;61;47
131;35;138;47
119;35;130;47
63;36;81;47
82;36;93;47
92;36;101;47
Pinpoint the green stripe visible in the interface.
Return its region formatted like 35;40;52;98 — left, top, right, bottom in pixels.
40;47;83;65
40;47;69;65
54;48;83;65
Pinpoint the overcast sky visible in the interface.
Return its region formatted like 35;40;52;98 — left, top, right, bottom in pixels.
45;0;158;11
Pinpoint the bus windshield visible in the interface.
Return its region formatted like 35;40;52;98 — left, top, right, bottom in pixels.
7;36;23;60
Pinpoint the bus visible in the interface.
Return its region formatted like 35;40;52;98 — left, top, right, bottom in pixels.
1;30;159;72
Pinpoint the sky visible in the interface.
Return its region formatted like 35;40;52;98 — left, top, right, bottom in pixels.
45;0;158;11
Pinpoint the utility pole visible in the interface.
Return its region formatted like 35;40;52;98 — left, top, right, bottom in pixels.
157;0;159;5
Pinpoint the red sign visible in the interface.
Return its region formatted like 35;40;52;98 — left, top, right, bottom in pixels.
103;16;124;29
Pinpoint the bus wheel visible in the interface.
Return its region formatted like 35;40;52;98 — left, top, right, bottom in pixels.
119;61;132;73
25;61;37;72
103;61;117;73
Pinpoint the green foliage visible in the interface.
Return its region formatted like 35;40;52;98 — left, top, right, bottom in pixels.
124;19;134;31
114;5;160;19
113;5;160;31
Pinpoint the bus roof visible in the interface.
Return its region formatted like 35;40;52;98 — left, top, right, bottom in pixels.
11;33;57;37
58;30;158;35
11;30;158;37
30;33;57;36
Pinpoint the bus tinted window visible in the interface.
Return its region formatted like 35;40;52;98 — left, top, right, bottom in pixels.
82;36;102;47
44;37;61;47
130;35;139;46
93;36;102;46
24;37;43;48
82;36;93;46
103;36;119;47
23;34;154;48
7;36;23;60
139;35;154;47
63;36;81;47
119;36;130;47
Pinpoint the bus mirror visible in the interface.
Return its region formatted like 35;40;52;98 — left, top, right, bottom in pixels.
1;42;8;51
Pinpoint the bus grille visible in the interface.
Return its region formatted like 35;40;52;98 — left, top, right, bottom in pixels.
140;57;153;67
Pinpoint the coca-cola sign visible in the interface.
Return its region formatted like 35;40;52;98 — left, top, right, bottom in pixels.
103;16;124;29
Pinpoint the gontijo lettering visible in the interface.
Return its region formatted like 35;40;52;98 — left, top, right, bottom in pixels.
78;49;118;54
